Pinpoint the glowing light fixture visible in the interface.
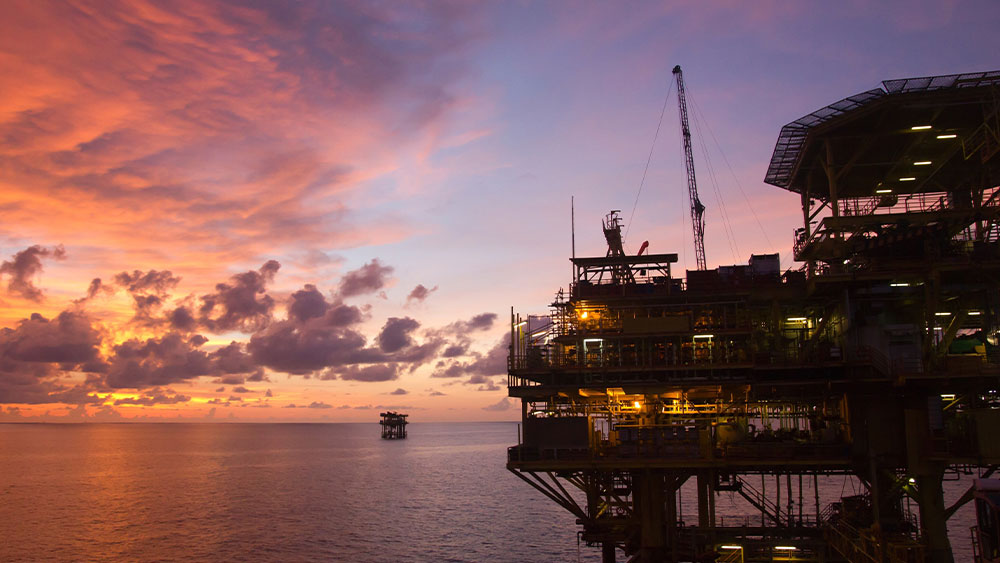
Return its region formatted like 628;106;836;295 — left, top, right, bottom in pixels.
876;189;893;194
583;338;603;344
580;311;589;319
910;125;932;130
693;334;714;339
908;477;916;484
786;317;807;322
936;134;957;139
633;401;642;409
720;545;743;550
515;321;527;328
941;394;956;400
913;161;932;166
968;311;982;316
899;177;916;182
775;546;798;551
935;312;951;316
890;282;910;287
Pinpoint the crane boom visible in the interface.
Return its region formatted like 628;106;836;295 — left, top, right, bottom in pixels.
672;65;707;270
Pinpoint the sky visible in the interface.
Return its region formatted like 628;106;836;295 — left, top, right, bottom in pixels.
0;0;997;422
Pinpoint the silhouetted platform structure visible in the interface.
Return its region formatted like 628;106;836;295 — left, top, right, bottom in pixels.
380;411;408;439
507;71;1000;563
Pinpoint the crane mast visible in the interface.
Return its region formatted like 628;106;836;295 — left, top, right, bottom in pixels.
672;65;707;270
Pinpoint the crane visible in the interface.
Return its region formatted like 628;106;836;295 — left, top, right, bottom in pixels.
672;65;707;270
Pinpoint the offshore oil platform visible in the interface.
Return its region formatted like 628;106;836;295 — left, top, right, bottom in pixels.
507;70;1000;562
380;411;408;439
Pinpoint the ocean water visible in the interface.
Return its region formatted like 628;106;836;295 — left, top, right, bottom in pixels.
0;423;594;562
0;423;979;562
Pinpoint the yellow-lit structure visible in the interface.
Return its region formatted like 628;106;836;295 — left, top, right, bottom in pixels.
507;71;1000;562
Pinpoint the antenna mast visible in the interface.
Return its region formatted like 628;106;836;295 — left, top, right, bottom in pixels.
672;65;707;270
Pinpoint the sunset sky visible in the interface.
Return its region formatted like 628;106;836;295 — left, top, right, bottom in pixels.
1;0;997;422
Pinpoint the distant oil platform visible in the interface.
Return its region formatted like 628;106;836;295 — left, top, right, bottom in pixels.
380;411;408;439
507;70;1000;562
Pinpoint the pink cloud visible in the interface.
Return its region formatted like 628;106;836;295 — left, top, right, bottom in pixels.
0;0;482;275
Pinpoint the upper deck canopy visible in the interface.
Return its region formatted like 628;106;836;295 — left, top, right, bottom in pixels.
764;71;1000;199
570;253;678;268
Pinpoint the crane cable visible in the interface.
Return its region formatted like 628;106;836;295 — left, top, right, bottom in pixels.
625;77;675;242
689;92;779;261
688;92;740;263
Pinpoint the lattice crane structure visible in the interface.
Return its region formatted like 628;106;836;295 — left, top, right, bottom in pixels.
672;65;707;271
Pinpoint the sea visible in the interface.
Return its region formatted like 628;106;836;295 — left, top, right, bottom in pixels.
0;423;979;562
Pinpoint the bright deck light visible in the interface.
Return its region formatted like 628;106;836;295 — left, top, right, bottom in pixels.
890;282;910;287
941;394;956;400
935;312;951;316
786;317;807;322
969;311;982;316
693;334;714;339
775;545;798;551
913;161;932;165
899;177;916;181
579;311;589;319
911;125;932;130
720;545;742;550
633;401;641;409
936;134;957;139
876;189;893;194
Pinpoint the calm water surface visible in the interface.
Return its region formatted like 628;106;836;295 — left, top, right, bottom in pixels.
0;423;979;562
1;423;595;562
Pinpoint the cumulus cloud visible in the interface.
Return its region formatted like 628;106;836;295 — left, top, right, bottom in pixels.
0;310;102;404
0;311;100;364
462;313;497;332
114;388;191;406
77;278;113;303
377;317;420;353
114;269;181;296
249;285;440;377
339;259;393;297
112;269;182;320
406;284;437;304
389;388;408;395
104;333;258;390
0;254;484;409
105;333;214;389
210;341;263;381
432;338;507;385
441;342;469;357
287;284;329;322
436;312;497;336
0;245;66;302
167;306;198;332
483;397;515;411
199;261;280;332
337;363;399;382
248;303;368;374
